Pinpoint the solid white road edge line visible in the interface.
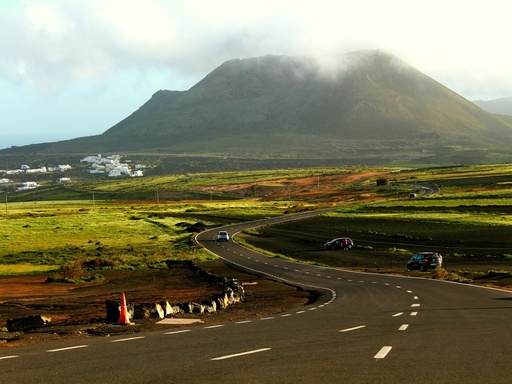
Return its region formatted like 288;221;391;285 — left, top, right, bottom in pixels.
211;348;271;361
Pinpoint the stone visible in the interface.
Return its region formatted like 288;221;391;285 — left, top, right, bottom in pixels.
7;315;52;332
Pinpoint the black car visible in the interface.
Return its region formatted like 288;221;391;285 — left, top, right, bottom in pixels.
406;252;443;271
324;237;353;250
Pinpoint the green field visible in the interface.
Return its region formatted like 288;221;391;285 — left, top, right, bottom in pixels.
1;163;512;276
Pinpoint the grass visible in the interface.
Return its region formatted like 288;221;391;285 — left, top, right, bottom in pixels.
0;263;60;275
2;163;512;276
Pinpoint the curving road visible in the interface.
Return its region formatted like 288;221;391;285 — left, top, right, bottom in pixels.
2;211;512;383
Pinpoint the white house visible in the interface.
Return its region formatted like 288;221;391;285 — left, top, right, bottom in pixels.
56;164;72;172
17;181;39;191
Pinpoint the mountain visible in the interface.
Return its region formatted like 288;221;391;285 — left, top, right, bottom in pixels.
473;97;512;116
3;50;512;165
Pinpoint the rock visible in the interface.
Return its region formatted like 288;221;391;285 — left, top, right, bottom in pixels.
203;300;217;313
161;300;174;316
134;303;165;319
7;315;52;332
105;299;134;323
191;302;204;314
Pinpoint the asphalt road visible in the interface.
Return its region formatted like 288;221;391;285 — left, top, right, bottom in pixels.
2;211;512;383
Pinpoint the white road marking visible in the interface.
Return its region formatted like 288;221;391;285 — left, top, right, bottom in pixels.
396;286;401;289
410;312;418;316
111;337;145;343
235;320;252;324
296;310;306;314
164;330;192;335
406;290;413;293
340;325;366;332
205;325;224;329
0;355;18;360
261;317;275;321
47;345;89;352
414;296;419;300
411;303;420;307
392;312;404;317
374;346;392;359
211;348;271;361
399;324;409;331
280;314;292;317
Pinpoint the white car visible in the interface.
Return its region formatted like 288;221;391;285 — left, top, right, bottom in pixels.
216;231;230;241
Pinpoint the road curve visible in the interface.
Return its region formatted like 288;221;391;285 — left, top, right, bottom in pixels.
2;211;512;384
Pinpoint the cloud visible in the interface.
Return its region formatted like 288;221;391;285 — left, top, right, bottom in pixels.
0;0;511;148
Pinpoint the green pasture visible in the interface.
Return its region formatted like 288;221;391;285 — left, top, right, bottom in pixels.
2;163;512;276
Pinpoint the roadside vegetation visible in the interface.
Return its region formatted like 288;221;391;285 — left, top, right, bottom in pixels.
1;163;512;287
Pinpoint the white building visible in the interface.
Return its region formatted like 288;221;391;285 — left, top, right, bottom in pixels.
17;181;39;191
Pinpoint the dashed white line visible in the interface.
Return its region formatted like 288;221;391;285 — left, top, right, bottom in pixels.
410;312;418;316
47;345;89;352
235;320;252;324
111;337;145;343
164;330;192;335
280;314;292;317
399;324;409;331
392;312;404;317
205;325;224;329
374;346;392;359
414;296;419;300
0;355;18;360
261;317;275;321
211;347;271;361
340;325;366;332
411;303;420;307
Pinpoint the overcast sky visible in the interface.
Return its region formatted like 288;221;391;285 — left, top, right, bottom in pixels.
1;0;511;149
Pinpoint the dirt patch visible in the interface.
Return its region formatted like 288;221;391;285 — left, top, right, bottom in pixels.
0;260;314;348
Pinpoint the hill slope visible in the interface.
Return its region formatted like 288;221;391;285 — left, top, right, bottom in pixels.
473;97;512;116
4;50;512;164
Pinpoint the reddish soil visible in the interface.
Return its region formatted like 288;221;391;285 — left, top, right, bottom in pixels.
0;260;313;348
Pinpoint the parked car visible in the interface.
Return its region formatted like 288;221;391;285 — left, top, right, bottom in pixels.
324;237;353;250
406;251;442;271
216;231;230;241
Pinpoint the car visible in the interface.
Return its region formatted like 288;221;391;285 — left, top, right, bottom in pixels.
216;231;230;241
406;251;443;271
324;237;353;250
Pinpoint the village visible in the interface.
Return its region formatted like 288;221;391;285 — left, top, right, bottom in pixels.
0;154;146;192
